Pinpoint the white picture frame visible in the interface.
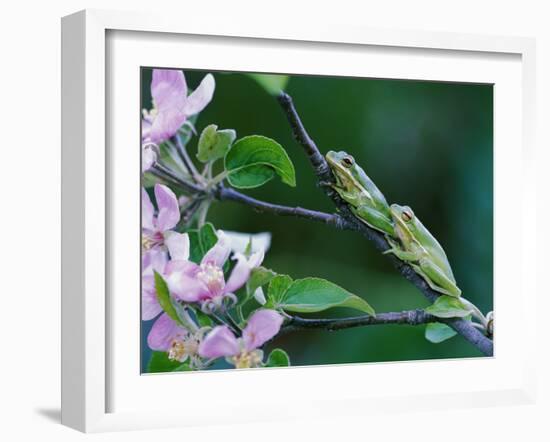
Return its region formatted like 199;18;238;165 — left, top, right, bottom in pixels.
61;9;537;433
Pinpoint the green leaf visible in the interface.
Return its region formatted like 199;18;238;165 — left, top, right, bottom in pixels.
279;277;375;315
173;362;192;372
247;73;289;95
188;230;202;263
141;172;157;188
154;271;181;325
265;349;290;367
228;164;275;188
200;222;218;251
425;323;457;343
146;352;193;373
425;295;473;318
146;351;182;373
197;124;236;163
193;308;214;328
225;135;296;189
185;305;214;328
266;274;293;308
247;267;277;297
244;267;277;306
188;222;218;264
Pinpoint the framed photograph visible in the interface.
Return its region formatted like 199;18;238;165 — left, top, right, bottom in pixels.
61;9;537;432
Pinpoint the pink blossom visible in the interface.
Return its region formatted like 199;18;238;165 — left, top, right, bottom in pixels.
242;309;284;350
141;184;182;321
164;230;264;311
142;184;181;252
141;248;168;321
198;309;284;368
142;69;215;146
147;313;204;366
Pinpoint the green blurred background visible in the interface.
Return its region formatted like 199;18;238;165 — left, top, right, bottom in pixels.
141;68;493;370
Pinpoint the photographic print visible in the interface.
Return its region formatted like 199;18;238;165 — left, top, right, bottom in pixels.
140;68;494;374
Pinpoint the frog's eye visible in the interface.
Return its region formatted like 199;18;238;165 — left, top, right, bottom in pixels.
402;209;414;222
341;156;354;168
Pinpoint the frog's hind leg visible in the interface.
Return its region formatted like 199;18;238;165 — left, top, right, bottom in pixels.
413;259;462;297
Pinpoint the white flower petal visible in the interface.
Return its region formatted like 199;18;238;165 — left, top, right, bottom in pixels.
223;230;272;255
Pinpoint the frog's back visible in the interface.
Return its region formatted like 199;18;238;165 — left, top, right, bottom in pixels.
415;218;456;282
355;168;390;214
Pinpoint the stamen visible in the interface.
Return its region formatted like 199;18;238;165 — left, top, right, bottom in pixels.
141;235;155;250
168;334;200;363
142;107;158;123
232;350;263;369
141;231;164;251
168;340;187;362
197;263;225;294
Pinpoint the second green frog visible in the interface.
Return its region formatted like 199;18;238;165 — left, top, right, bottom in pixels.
385;204;462;297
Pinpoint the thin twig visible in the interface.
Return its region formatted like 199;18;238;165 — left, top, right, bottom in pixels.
277;92;493;357
153;164;204;194
148;168;186;191
153;160;345;229
277;93;332;182
216;185;346;228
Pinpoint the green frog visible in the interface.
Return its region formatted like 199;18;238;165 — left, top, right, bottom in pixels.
385;204;461;297
326;150;394;236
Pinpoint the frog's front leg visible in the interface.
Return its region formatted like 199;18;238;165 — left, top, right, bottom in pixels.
383;237;421;261
352;205;395;237
414;258;462;297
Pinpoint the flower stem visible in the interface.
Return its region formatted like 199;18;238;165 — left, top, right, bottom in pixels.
172;133;204;185
223;311;242;334
180;307;199;333
208;171;229;189
152;164;204;194
148;167;185;191
164;140;191;176
196;200;212;228
202;161;213;180
179;198;204;228
236;305;245;325
210;311;240;335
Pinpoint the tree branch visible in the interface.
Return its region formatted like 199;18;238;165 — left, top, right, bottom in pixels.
277;92;493;357
216;185;347;228
153;157;342;229
277;93;332;182
285;309;439;333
